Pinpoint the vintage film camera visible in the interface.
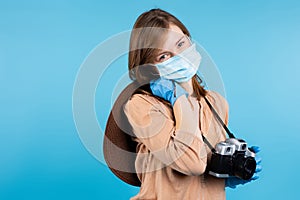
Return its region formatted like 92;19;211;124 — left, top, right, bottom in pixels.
208;138;256;180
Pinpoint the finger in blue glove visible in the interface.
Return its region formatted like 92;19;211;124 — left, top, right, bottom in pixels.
150;78;188;106
250;146;260;153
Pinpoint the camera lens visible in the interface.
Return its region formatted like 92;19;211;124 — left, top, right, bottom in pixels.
234;154;256;180
242;158;256;179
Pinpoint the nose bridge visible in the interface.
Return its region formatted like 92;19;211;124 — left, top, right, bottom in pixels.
171;46;186;57
173;49;180;56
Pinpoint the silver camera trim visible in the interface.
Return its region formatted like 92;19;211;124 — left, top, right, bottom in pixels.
208;171;230;178
245;148;256;157
226;138;247;152
215;142;236;155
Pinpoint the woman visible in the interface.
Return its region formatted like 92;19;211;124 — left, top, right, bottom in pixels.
123;8;261;200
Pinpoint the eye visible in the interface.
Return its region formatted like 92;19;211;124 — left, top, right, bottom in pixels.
178;41;185;48
156;53;171;63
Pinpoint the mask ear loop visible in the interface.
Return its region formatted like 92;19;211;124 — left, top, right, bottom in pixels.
187;36;207;89
196;72;208;89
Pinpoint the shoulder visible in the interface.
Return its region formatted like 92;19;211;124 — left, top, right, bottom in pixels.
206;90;227;104
124;93;172;118
125;93;162;109
205;90;229;113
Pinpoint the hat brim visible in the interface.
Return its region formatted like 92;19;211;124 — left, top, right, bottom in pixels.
103;82;141;187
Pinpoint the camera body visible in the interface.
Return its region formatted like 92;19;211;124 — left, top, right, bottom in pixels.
208;138;256;180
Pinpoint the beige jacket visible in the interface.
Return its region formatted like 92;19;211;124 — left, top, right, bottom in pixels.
124;91;229;200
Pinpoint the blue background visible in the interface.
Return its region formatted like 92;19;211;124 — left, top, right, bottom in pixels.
1;0;299;199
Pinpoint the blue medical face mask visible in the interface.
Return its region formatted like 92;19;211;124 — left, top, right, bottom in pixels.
155;43;202;83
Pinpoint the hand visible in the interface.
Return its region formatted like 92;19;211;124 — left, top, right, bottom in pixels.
150;78;188;106
225;146;262;189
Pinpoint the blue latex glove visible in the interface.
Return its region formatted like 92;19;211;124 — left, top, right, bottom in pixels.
225;146;262;189
150;78;188;106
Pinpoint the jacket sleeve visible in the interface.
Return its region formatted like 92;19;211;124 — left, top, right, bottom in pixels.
123;94;207;176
